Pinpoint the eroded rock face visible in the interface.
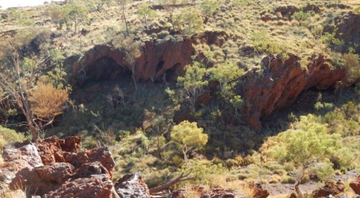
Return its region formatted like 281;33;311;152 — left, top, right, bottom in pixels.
71;38;195;85
115;173;150;198
324;12;360;53
240;53;345;129
350;176;360;195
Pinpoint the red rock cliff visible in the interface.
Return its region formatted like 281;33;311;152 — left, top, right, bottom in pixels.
240;53;345;130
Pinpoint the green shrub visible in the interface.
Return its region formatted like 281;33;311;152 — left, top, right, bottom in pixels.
292;11;310;26
281;176;296;184
354;6;360;14
178;159;228;185
0;126;25;150
311;162;335;181
157;30;170;39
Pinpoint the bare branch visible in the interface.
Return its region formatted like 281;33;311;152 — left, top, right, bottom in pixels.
149;172;193;194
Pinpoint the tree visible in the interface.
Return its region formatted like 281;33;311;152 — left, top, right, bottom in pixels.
292;11;310;26
163;0;177;32
137;3;157;28
114;0;133;35
147;115;173;159
45;3;68;29
174;7;203;35
209;62;244;118
261;115;342;198
111;34;141;90
170;120;208;163
177;62;208;113
29;82;68;128
0;30;69;142
200;0;219;17
66;1;89;34
0;41;43;142
343;53;360;83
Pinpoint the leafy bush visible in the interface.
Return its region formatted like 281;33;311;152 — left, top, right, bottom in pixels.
0;126;25;150
200;0;220;16
292;11;310;25
178;159;228;185
354;6;360;14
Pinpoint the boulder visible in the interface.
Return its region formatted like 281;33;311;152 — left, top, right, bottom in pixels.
115;172;150;198
350;176;360;195
248;182;269;198
43;174;115;198
313;180;345;198
0;143;43;185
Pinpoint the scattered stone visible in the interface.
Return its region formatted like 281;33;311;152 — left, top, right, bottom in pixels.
313;180;345;198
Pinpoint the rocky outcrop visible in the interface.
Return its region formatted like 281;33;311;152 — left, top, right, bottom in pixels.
0;143;43;196
0;136;150;198
350;176;360;195
313;180;345;198
240;53;345;129
248;182;269;198
323;11;360;53
115;173;150;198
334;12;360;53
70;31;231;87
71;38;195;85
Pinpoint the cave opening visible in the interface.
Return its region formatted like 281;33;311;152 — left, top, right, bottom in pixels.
83;56;132;86
165;63;181;82
260;85;356;131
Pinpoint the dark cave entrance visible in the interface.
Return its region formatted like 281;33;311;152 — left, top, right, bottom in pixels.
165;63;181;82
84;56;132;85
260;85;356;131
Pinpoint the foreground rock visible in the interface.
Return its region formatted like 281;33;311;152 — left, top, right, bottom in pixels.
115;173;150;198
0;136;149;198
350;176;360;195
313;180;345;198
0;142;43;196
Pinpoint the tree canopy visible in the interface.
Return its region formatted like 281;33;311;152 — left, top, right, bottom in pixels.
171;120;208;163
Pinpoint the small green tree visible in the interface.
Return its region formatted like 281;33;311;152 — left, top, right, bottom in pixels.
292;11;310;26
171;120;208;163
45;3;69;29
174;7;203;35
200;0;219;17
66;1;89;34
137;3;157;28
177;62;208;113
261;114;342;198
209;62;244;117
114;0;133;35
343;53;360;83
